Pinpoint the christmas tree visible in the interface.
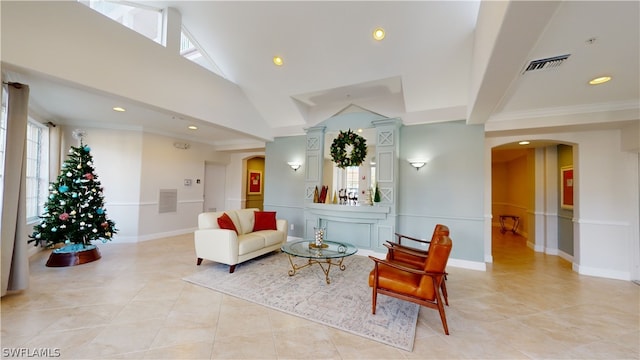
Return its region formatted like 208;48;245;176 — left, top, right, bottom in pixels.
29;138;117;249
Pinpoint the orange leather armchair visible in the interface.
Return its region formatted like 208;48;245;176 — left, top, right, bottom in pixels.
369;234;453;335
385;224;450;267
384;224;450;304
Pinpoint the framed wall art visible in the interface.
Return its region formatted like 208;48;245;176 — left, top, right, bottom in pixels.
561;166;573;210
248;170;262;195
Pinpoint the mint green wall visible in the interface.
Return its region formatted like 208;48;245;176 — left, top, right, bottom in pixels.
398;121;485;262
557;144;574;255
265;121;486;263
264;136;306;237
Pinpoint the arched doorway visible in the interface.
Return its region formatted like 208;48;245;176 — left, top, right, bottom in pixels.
244;156;265;210
489;140;576;266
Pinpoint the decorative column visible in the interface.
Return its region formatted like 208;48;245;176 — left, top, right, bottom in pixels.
371;118;402;249
304;126;325;204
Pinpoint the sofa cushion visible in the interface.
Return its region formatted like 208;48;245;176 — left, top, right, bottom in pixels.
253;211;277;231
217;213;238;234
236;209;257;235
256;230;284;247
238;233;266;255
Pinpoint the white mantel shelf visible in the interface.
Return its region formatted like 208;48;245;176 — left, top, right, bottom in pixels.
306;203;391;220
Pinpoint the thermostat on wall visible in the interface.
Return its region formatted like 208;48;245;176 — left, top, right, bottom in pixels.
184;179;192;186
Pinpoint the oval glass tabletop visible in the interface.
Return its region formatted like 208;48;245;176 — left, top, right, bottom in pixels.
281;240;358;259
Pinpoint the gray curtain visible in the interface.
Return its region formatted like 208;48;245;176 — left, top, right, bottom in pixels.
1;83;30;297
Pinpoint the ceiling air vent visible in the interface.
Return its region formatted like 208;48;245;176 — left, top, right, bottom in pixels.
523;54;570;73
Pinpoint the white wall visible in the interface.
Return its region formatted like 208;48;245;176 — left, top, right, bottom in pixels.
136;133;208;240
1;1;272;141
66;127;227;243
486;128;640;281
81;128;143;241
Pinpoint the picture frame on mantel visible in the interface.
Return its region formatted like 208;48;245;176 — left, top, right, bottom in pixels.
248;170;262;195
561;166;573;210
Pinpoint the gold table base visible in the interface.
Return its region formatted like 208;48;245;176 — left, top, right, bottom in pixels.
286;255;347;284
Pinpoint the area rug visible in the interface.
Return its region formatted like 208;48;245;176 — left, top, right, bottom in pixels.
182;252;419;351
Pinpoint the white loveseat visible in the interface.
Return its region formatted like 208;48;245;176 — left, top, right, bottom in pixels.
194;208;288;273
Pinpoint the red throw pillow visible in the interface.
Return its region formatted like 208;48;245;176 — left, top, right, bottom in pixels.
217;213;238;234
253;211;277;231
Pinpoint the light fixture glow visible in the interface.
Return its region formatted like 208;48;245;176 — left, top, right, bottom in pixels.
287;162;301;171
273;56;284;66
373;27;385;41
188;125;198;130
112;107;126;112
589;76;611;85
409;161;426;171
519;141;530;145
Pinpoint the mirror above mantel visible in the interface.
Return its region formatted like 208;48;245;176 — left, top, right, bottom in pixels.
323;128;376;205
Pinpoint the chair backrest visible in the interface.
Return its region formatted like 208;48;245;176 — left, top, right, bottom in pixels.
418;235;453;299
431;224;450;240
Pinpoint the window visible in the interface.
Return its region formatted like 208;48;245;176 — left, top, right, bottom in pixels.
332;166;360;202
0;87;49;223
80;0;164;44
345;166;359;196
180;28;227;79
25;120;49;222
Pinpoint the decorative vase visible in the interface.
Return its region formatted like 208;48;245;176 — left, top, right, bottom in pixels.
314;227;325;247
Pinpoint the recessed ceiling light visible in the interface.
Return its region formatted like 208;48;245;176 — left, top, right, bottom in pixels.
589;76;611;85
188;125;198;130
519;141;530;145
112;107;126;112
373;27;385;41
273;56;284;66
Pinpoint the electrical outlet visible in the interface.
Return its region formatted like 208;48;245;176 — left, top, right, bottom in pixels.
290;224;294;231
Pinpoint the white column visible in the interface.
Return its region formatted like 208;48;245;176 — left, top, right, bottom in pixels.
544;146;559;254
163;7;182;54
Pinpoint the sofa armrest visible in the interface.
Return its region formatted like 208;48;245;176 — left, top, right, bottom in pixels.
194;229;239;262
276;219;288;233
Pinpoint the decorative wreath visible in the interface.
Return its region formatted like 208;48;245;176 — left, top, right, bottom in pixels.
330;129;367;168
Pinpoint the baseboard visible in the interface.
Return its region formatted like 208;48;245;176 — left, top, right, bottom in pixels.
574;263;631;281
114;228;197;243
448;258;486;271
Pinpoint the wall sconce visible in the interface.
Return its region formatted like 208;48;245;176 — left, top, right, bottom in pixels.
409;161;426;171
287;162;301;171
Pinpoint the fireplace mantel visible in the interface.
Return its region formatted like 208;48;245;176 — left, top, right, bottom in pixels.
304;203;394;251
306;203;390;219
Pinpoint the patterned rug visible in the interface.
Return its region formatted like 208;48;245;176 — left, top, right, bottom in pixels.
182;252;419;351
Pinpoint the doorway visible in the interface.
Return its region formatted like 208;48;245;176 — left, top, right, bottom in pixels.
490;142;575;265
245;156;265;210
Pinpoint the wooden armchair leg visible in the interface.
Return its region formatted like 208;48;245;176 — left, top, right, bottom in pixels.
441;281;449;306
435;291;450;335
229;264;237;273
437;301;449;335
372;288;378;314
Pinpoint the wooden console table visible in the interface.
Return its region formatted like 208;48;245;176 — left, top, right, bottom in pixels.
499;215;520;234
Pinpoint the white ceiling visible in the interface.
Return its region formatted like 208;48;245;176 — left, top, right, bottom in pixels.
2;1;638;151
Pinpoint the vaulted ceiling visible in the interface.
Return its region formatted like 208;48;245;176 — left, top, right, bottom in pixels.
2;1;638;150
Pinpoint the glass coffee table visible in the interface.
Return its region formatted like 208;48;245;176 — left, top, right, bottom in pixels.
281;240;358;284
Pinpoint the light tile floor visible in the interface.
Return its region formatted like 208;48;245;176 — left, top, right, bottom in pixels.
1;229;638;359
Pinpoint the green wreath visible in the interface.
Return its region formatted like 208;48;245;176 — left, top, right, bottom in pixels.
330;129;367;168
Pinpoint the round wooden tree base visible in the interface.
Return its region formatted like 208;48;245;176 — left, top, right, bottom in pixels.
46;246;101;267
